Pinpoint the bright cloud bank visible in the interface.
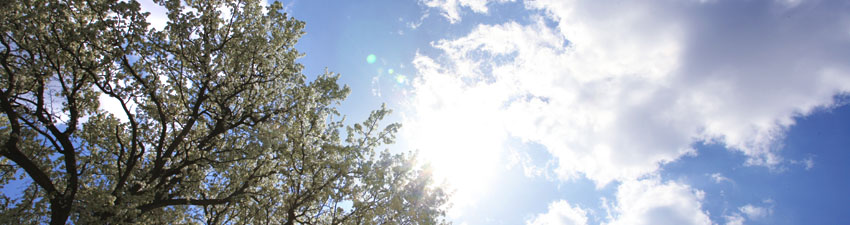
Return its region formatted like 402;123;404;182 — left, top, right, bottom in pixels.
408;0;850;223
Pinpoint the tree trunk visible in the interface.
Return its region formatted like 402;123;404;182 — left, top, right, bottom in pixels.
49;197;72;225
284;208;296;225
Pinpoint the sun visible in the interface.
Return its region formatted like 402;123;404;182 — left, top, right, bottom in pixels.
404;93;507;213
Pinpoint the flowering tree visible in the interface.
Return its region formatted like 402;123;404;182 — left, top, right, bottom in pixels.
0;0;448;224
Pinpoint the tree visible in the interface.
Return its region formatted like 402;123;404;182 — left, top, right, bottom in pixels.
0;0;449;224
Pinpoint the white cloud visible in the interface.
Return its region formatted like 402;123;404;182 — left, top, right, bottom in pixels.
723;201;775;225
710;173;732;184
739;204;772;220
406;0;850;189
604;178;712;225
526;200;589;225
507;147;554;179
421;0;514;23
724;213;745;225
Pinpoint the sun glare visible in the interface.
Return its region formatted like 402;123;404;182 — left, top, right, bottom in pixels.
411;115;503;212
405;81;510;215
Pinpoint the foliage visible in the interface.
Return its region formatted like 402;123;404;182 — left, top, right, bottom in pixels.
0;0;448;224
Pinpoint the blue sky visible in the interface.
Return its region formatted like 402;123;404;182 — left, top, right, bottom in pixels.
133;0;850;224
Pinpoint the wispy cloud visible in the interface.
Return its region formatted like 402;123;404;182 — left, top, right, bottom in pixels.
419;0;515;23
740;201;774;220
724;200;775;225
407;12;430;30
790;155;815;170
723;213;745;225
709;173;732;184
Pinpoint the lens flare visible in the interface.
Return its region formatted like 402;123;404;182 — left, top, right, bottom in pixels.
388;68;394;74
366;54;377;64
395;75;406;84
